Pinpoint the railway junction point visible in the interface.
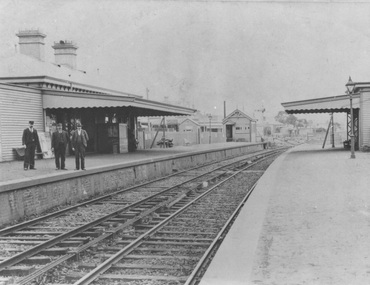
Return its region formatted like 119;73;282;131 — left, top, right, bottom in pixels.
200;142;370;285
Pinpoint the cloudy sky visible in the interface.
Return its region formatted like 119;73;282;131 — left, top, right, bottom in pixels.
1;0;370;120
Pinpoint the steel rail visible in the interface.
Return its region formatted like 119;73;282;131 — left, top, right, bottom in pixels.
17;194;187;285
3;148;284;281
0;150;274;271
17;188;197;284
184;182;258;285
0;148;273;237
72;150;284;285
0;171;209;271
0;162;193;236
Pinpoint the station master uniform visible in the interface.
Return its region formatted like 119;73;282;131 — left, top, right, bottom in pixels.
22;120;40;170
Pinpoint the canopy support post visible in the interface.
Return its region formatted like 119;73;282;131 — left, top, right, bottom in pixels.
322;114;333;149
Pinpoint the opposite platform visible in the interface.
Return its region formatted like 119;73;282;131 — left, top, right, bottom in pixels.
0;142;258;185
200;143;370;285
0;142;264;227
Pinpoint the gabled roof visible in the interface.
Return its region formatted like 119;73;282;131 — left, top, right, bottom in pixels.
223;109;255;124
179;118;201;126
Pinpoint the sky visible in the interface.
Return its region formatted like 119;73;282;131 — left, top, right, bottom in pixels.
1;0;370;123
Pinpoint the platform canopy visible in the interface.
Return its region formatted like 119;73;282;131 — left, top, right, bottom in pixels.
281;94;360;114
1;74;195;117
42;89;196;116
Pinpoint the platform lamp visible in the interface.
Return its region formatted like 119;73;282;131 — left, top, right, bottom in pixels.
345;76;356;159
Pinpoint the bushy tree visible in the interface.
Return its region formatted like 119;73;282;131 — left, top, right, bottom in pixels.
297;118;308;128
275;111;298;126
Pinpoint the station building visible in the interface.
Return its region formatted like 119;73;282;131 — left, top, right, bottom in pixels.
0;30;195;162
223;109;256;142
137;113;226;147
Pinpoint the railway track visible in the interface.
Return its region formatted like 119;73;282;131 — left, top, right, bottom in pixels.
0;148;286;284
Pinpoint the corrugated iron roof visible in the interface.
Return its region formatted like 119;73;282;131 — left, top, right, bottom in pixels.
281;94;360;114
42;91;195;116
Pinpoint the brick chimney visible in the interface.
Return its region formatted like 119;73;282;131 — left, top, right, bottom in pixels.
52;40;78;69
16;29;46;61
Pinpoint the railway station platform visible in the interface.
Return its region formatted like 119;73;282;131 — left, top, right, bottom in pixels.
199;142;370;285
0;142;249;184
0;142;264;227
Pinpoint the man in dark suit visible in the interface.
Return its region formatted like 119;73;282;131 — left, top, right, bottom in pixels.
51;123;69;170
22;121;40;170
71;123;89;170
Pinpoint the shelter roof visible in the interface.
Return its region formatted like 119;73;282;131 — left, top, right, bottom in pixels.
281;94;360;114
41;89;195;116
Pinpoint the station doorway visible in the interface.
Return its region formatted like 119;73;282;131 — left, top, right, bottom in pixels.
226;125;233;142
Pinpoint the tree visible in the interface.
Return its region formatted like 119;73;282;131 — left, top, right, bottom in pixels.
275;111;288;124
286;115;297;126
275;111;298;126
297;118;308;128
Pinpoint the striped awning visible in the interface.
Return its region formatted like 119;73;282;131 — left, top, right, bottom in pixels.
282;94;360;114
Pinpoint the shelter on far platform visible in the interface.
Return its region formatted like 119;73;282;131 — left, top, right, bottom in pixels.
0;29;195;161
281;90;366;150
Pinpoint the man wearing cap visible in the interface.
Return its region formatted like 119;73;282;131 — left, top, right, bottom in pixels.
22;121;40;170
71;123;89;170
51;123;69;170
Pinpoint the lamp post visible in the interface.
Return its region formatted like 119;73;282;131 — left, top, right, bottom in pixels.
207;114;212;144
345;76;356;159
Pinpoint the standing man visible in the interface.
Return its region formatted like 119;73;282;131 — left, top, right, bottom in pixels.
51;123;69;170
22;121;40;170
71;123;89;170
